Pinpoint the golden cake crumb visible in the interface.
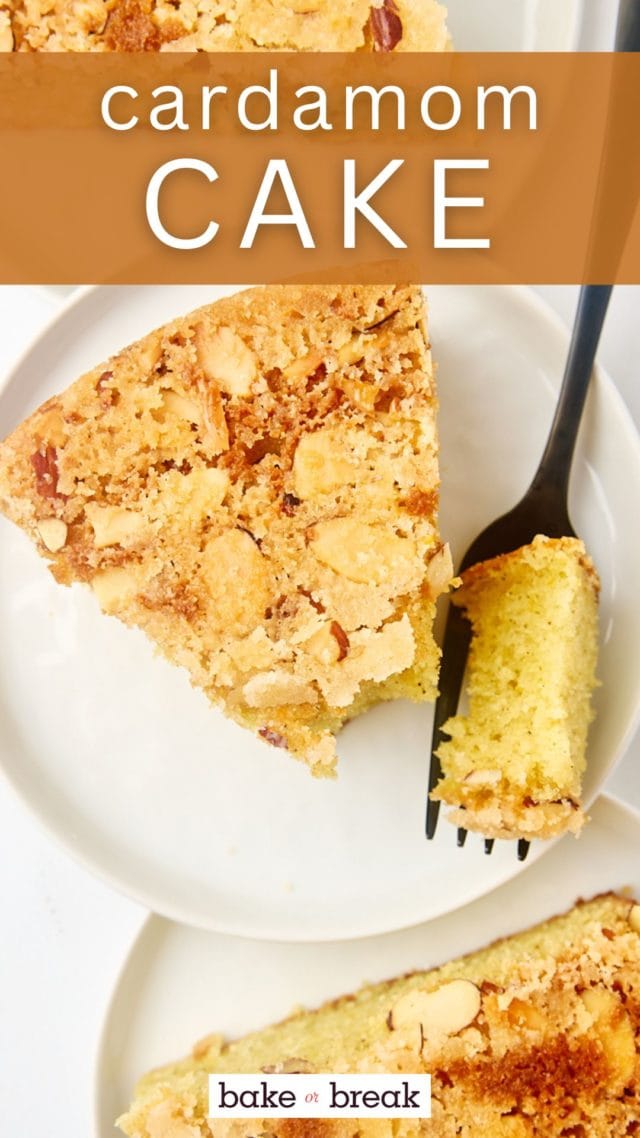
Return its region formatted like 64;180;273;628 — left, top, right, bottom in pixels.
432;535;600;839
116;893;640;1137
0;284;451;772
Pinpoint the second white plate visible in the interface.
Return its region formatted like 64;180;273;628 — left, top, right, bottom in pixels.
1;285;640;940
95;794;640;1138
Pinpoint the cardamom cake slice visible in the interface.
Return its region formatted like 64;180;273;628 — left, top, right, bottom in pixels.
0;284;452;773
6;0;450;52
117;893;640;1138
432;535;600;840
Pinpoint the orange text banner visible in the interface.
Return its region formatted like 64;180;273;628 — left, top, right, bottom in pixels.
0;53;639;283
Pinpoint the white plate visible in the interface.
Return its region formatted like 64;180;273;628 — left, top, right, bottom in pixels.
94;793;640;1138
1;284;640;940
444;0;583;51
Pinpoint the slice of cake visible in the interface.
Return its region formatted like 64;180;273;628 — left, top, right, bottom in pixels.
0;284;451;774
117;893;640;1138
4;0;450;52
432;535;600;840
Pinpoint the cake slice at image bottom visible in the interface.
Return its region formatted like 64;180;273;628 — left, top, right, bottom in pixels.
0;284;453;774
117;893;640;1138
4;0;450;52
432;535;600;841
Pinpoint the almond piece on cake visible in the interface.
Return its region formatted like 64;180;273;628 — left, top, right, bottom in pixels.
117;893;640;1138
0;284;452;774
432;535;600;839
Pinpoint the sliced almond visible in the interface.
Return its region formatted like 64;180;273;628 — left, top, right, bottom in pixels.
283;350;323;383
336;335;367;366
36;403;67;448
390;979;481;1042
36;518;68;553
310;518;418;587
0;14;14;52
425;543;454;599
198;380;229;455
580;988;636;1090
91;565;138;611
318;616;415;708
302;622;342;666
201;528;270;635
243;670;316;709
342;377;379;412
629;904;640;933
293;429;356;500
196;325;256;397
162;389;202;425
85;504;144;549
464;769;502;787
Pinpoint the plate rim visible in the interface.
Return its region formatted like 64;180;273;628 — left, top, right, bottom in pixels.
1;283;640;942
91;790;640;1138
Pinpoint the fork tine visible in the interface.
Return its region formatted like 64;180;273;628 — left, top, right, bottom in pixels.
426;603;473;839
456;827;467;847
517;839;530;862
484;838;495;855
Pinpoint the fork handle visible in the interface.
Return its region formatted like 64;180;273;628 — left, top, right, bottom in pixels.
529;284;612;503
530;1;640;500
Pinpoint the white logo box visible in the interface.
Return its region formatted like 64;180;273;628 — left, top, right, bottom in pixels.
208;1074;431;1119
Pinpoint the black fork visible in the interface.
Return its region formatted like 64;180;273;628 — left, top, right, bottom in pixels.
426;0;640;858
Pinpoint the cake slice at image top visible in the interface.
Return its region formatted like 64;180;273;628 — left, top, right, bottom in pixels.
117;893;640;1138
0;284;453;774
432;534;600;841
3;0;450;52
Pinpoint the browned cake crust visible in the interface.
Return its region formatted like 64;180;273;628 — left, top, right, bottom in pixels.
3;0;450;53
0;284;450;771
117;893;640;1137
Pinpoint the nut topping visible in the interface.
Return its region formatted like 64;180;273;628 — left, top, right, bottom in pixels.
310;518;418;587
282;493;301;516
202;528;270;634
464;769;502;787
425;543;454;598
580;988;635;1089
293;428;356;500
389;980;481;1043
92;565;138;611
85;504;144;549
196;325;257;397
36;518;68;553
303;620;349;666
198;379;230;455
330;621;350;661
30;446;60;499
163;389;202;425
368;0;403;52
629;904;640;933
243;670;316;709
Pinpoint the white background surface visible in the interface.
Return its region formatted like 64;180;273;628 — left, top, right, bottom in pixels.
0;2;638;1135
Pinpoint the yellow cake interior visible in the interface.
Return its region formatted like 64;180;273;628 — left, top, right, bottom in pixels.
432;535;600;840
117;893;640;1138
